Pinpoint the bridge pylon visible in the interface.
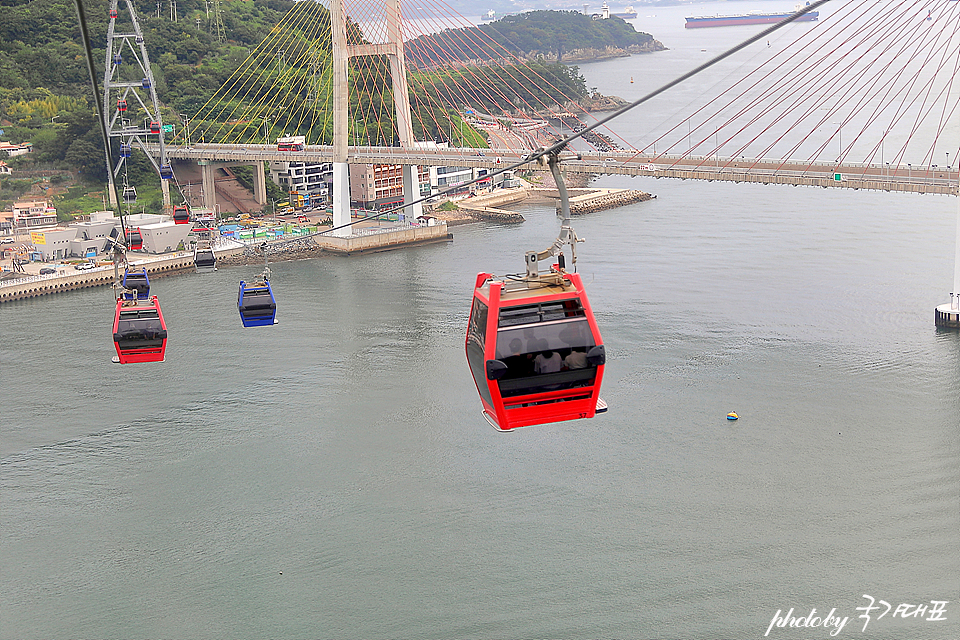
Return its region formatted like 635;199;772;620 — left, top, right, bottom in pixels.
331;0;421;236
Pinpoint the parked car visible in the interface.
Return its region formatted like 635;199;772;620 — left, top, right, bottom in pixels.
39;267;57;275
74;262;96;270
1;237;14;244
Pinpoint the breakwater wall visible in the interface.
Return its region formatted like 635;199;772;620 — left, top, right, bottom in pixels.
219;223;452;265
0;251;223;303
530;187;656;215
456;187;528;223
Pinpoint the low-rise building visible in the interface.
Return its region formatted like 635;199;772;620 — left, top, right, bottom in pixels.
12;199;57;230
0;142;33;158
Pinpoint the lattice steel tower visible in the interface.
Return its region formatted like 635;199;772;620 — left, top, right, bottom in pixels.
103;0;172;210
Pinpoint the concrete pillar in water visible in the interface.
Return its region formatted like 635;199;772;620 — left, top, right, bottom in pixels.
252;162;267;206
330;0;351;237
934;185;960;329
200;162;217;213
332;162;350;235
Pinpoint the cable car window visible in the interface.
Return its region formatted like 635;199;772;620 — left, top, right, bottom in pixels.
498;299;585;327
493;315;597;398
466;299;492;406
115;310;166;348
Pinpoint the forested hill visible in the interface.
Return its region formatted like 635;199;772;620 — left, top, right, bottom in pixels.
406;10;663;66
0;0;297;106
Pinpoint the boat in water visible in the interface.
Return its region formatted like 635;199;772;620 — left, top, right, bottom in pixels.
480;9;496;21
685;3;819;28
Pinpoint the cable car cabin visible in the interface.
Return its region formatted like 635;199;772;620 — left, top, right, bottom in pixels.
172;205;190;224
121;267;150;301
150;121;161;134
113;53;122;65
466;271;607;431
120;143;131;158
126;228;143;251
160;164;173;180
122;186;137;204
238;280;277;327
117;99;127;112
141;77;151;89
109;8;118;18
113;297;167;364
194;243;216;273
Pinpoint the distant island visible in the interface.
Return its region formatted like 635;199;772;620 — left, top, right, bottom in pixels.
405;10;665;66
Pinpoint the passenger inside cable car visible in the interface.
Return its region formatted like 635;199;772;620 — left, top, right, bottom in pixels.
113;298;167;364
467;272;606;431
238;280;277;327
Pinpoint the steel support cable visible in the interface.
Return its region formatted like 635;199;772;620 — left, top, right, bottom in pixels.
267;15;332;142
195;1;318;142
750;4;915;171
849;9;960;174
413;0;625;147
644;0;879;165
770;0;939;171
268;0;833;248
272;27;325;139
407;0;613;147
399;12;489;147
405;38;500;150
855;6;957;168
724;2;919;171
403;36;528;156
685;0;925;173
922;12;960;171
895;14;960;171
200;0;321;142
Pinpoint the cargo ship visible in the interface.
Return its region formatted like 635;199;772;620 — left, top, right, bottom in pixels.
685;4;819;28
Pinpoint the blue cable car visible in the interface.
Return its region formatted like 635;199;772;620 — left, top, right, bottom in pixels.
119;143;131;158
238;279;277;327
160;164;173;179
113;53;122;65
141;77;151;89
122;267;150;301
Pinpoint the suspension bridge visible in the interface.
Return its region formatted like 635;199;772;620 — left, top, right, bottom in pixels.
104;0;960;219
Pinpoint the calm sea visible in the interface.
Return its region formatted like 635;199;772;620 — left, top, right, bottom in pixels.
2;3;958;638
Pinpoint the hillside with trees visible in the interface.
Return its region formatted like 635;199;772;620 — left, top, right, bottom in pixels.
406;10;663;66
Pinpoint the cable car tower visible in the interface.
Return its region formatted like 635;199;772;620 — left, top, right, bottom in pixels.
103;0;172;212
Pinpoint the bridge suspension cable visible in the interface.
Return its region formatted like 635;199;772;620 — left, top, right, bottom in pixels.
644;0;960;175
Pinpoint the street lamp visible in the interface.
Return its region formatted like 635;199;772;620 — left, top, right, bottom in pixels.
180;114;191;147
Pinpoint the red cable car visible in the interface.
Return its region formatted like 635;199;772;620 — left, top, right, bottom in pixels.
126;228;142;251
467;269;606;431
109;8;118;18
465;151;607;431
173;205;190;224
112;296;167;364
149;121;161;134
117;99;127;112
